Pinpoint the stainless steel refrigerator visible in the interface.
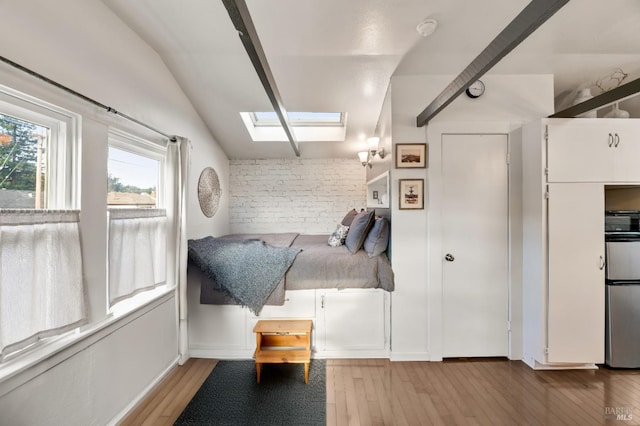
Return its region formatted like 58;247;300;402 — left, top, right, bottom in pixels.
605;233;640;368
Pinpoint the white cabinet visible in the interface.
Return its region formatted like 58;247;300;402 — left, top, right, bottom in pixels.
521;119;621;369
547;119;640;183
546;121;613;182
250;289;389;357
248;290;317;352
315;289;389;357
547;183;604;363
251;289;317;319
612;124;640;181
193;287;390;359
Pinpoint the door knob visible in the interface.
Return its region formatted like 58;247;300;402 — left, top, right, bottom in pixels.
445;253;455;262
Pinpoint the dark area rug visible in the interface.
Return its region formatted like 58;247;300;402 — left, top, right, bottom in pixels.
174;359;326;426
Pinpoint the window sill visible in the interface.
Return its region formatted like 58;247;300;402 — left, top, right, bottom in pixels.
0;287;176;397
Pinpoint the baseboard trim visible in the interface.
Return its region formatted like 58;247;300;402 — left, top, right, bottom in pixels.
190;348;253;360
530;360;599;370
390;352;432;361
190;347;391;360
107;355;180;426
314;350;390;359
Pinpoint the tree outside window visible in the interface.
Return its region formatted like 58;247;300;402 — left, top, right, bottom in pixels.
0;113;48;208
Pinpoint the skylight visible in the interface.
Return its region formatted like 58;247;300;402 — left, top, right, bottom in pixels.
240;111;347;142
251;111;344;127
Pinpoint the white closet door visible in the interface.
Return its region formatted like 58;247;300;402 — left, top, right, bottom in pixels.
547;183;605;363
442;134;509;357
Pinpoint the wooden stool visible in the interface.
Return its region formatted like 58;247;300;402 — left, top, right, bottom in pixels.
253;319;312;384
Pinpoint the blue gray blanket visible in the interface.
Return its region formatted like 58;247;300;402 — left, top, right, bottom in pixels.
188;236;302;314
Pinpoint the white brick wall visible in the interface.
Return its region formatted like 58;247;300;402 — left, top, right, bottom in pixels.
229;158;366;234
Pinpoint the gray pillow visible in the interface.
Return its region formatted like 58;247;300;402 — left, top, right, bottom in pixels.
364;217;389;257
345;210;375;254
340;209;358;226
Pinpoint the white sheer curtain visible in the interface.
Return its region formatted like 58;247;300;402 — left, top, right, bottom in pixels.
108;208;167;306
0;210;86;359
166;137;191;364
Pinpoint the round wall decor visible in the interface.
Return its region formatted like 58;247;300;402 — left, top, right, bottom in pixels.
197;167;221;218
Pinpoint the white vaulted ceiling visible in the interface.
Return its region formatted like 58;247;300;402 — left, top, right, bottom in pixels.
102;0;640;159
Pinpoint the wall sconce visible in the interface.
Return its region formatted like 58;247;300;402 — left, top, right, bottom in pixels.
358;136;386;167
358;151;371;168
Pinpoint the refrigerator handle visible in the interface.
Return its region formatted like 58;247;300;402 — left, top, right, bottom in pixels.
599;255;605;270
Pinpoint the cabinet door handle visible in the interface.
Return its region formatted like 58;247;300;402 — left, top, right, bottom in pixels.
614;133;620;147
321;295;325;309
608;133;614;147
599;256;605;270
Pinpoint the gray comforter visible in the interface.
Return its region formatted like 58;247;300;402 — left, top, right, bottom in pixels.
193;233;395;310
188;235;301;314
286;234;394;291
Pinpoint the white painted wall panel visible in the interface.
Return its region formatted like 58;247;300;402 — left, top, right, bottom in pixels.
229;158;366;234
0;299;177;426
390;74;554;360
0;0;228;423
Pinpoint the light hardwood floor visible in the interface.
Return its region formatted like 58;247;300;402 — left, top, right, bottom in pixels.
121;358;640;425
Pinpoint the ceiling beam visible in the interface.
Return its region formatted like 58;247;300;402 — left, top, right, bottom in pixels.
416;0;570;127
550;76;640;118
222;0;300;156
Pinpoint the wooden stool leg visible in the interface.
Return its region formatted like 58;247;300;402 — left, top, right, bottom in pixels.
304;362;309;384
256;362;261;383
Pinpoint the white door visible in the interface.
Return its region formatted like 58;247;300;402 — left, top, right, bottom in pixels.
547;183;605;363
442;134;509;357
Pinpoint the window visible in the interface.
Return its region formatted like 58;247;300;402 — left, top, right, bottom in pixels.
108;130;164;208
0;86;79;209
0;86;83;361
240;111;347;142
251;111;344;127
0;115;47;208
107;130;168;308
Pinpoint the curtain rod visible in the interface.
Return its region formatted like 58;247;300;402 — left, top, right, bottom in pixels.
0;55;177;142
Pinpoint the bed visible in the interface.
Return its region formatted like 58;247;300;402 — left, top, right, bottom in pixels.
188;210;394;314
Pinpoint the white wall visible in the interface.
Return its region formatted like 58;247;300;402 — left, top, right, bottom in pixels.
229;158;366;234
0;298;177;426
0;1;228;424
389;74;554;361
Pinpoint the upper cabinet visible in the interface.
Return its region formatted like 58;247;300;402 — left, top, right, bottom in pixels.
547;119;640;183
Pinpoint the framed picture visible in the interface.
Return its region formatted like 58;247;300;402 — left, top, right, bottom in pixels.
396;143;427;168
399;179;424;210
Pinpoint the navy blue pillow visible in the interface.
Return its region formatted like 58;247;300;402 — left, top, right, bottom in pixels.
345;210;375;254
364;217;389;257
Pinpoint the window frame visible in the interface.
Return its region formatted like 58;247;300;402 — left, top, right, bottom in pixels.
250;111;345;127
0;86;82;371
0;85;81;209
107;128;169;315
107;128;166;209
240;111;348;143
